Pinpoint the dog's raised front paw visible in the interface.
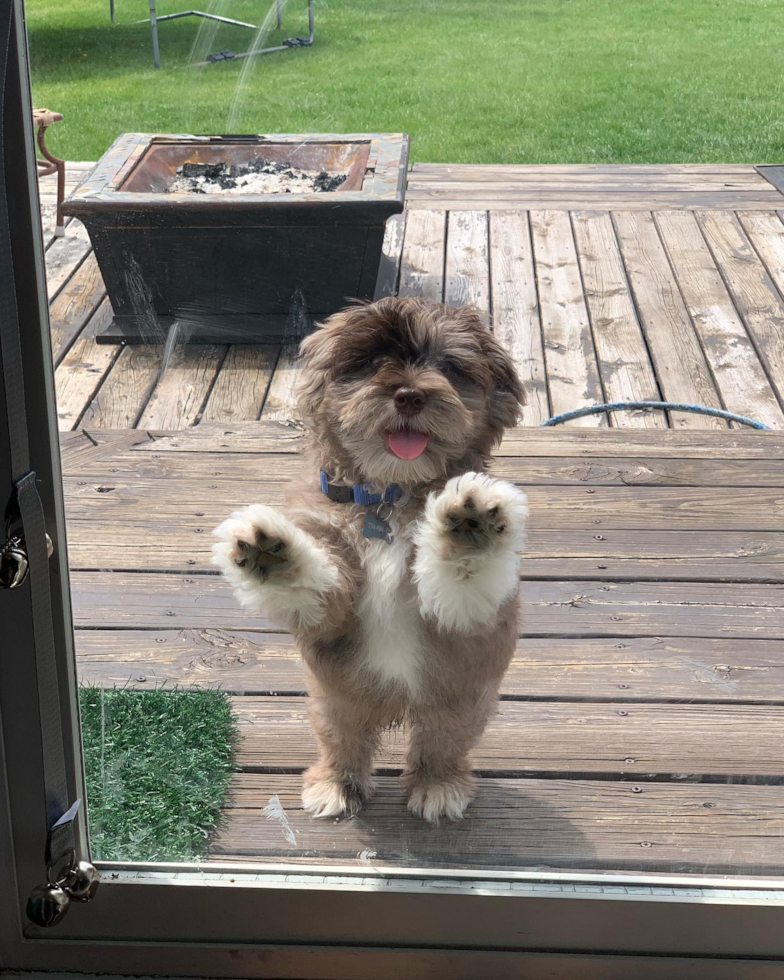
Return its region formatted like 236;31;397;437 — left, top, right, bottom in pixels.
223;515;290;580
213;504;294;580
212;504;340;630
436;472;528;554
413;473;527;631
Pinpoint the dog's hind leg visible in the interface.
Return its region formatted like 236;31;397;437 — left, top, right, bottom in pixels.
301;695;381;818
212;503;351;633
402;687;497;823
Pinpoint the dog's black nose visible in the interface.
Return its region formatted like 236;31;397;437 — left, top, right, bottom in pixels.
394;387;426;415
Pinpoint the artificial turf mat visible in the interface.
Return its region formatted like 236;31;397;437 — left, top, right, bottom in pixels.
79;688;237;862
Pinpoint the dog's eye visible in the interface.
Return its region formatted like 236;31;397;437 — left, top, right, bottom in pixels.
334;353;375;378
441;360;473;383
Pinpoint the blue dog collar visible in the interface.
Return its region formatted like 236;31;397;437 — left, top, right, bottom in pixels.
320;471;403;506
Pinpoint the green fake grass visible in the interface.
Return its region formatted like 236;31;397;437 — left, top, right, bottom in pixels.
26;0;784;165
79;688;237;862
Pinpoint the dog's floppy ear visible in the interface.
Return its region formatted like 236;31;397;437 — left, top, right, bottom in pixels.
451;304;525;432
483;329;526;431
297;311;345;416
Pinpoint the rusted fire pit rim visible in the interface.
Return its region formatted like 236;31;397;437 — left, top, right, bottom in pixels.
63;133;409;215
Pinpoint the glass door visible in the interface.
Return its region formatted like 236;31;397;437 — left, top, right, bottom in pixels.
2;0;784;973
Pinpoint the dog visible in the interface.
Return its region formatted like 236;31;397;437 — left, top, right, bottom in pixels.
212;297;528;823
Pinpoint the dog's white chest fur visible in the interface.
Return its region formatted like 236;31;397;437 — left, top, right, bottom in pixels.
358;531;424;694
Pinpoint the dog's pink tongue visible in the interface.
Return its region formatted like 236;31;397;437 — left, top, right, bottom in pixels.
385;428;429;460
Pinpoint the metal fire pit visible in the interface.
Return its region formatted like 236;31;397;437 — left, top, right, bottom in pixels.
62;132;409;344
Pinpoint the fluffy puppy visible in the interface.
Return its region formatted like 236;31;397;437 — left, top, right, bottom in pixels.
213;297;528;823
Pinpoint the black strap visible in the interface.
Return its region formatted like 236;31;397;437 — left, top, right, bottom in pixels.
322;481;354;504
0;0;78;869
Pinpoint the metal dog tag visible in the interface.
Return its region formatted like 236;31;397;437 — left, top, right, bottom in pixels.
362;512;394;544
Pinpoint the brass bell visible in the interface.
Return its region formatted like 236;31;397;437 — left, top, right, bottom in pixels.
63;860;101;902
0;546;28;589
26;882;70;927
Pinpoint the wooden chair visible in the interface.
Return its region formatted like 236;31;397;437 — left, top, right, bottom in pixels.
32;107;65;238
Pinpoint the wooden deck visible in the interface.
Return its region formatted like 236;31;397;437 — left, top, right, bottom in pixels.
43;163;784;432
63;423;784;874
45;162;784;874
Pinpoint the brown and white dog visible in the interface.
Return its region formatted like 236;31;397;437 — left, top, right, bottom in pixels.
213;297;528;823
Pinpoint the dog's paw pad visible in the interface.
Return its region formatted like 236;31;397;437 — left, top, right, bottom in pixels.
232;529;288;570
438;473;521;549
214;509;292;579
447;503;507;539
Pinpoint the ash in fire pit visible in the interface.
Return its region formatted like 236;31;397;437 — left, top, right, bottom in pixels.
168;157;348;195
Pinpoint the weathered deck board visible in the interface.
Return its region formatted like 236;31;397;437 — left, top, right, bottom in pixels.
695;210;784;415
125;421;784;457
48;253;106;365
44;219;92;299
80;345;162;429
444;210;490;314
405;163;784;213
530;211;606;425
411;164;762;174
213;775;784;874
656;211;784;428
68;571;784;638
75;631;784;703
409;177;771;191
404;195;784;211
54;299;120;429
739;211;784;299
570;211;663;427
488;211;549;425
260;347;300;423
62;442;784;486
397;209;446;301
201;346;276;423
137;345;227;429
229;696;784;776
62;481;784;530
58;429;152;469
611;211;725;430
62;519;784;580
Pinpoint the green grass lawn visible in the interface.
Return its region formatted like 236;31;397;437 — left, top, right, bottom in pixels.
26;0;784;164
80;688;237;862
